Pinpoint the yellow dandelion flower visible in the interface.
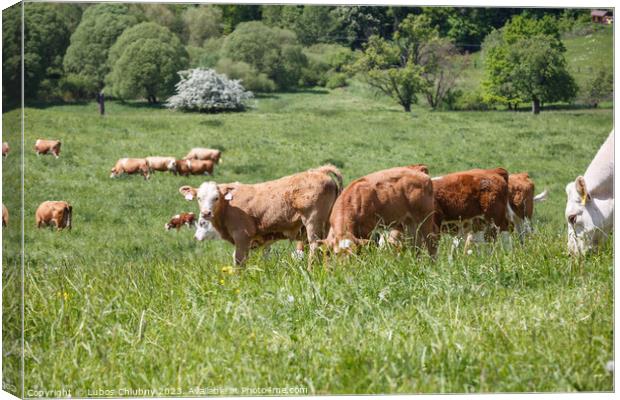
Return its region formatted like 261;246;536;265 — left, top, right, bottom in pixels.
219;279;225;285
63;292;69;301
221;266;235;275
235;288;240;295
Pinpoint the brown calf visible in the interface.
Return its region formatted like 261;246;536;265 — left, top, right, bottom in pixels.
179;164;342;265
36;201;72;230
185;148;222;163
176;159;214;176
165;212;196;231
35;139;61;158
321;164;437;256
110;158;150;180
2;142;9;158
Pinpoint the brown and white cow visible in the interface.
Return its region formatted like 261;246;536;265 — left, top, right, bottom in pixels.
110;158;150;180
2;142;9;158
2;204;8;227
34;139;61;158
35;201;72;230
179;164;342;265
185;148;222;164
507;172;548;237
165;212;196;231
321;164;437;256
432;168;511;250
176;159;214;176
146;156;177;174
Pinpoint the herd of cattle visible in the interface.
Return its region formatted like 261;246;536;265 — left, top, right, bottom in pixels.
1;130;614;265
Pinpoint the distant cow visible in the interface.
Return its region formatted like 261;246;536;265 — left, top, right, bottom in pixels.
176;159;214;176
35;139;61;158
507;172;548;237
185;148;222;163
146;157;177;174
2;142;9;158
110;158;150;180
36;201;72;230
432;168;510;249
180;164;342;265
321;164;437;256
565;131;614;256
165;212;196;231
2;204;8;227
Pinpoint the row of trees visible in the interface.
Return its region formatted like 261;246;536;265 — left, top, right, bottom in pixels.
2;4;609;114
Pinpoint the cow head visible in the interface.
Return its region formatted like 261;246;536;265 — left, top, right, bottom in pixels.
167;159;177;172
179;182;234;220
194;216;221;241
565;176;598;255
110;167;120;178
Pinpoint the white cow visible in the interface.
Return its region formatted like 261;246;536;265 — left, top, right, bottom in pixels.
565;130;614;255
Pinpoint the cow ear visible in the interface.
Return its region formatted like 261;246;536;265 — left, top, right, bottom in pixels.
179;186;197;201
224;191;233;201
575;176;590;205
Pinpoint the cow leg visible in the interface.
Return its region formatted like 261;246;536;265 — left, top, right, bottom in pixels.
231;234;250;265
417;216;438;258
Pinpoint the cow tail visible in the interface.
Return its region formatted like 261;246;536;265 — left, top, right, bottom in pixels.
534;189;549;202
64;205;72;230
316;164;343;195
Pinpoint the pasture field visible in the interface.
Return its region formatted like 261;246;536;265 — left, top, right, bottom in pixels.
2;86;613;394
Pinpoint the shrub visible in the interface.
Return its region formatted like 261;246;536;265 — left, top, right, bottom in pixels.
221;21;307;90
454;89;490;111
166;68;253;112
301;44;354;87
215;58;276;92
325;72;348;89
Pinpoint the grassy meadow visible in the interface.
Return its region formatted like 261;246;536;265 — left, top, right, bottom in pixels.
1;83;613;394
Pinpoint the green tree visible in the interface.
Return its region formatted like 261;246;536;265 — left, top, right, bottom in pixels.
483;14;576;114
3;3;77;102
106;23;188;102
583;68;613;108
221;21;307;90
182;5;223;46
63;4;139;95
293;6;339;45
351;35;426;112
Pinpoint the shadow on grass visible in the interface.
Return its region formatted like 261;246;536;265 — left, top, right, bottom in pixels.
24;99;91;110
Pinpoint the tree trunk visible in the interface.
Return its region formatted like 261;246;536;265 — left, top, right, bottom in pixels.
507;103;512;111
532;98;540;114
403;102;411;112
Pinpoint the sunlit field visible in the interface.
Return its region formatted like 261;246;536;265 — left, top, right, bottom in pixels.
2;84;613;394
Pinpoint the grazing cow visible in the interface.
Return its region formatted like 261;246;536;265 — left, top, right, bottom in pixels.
176;159;214;176
2;142;9;158
185;148;222;163
321;164;437;256
146;156;177;174
110;158;150;180
432;168;511;249
2;204;8;227
179;164;342;265
34;139;61;158
194;216;222;241
565;131;614;256
165;212;196;231
507;172;548;237
35;201;72;230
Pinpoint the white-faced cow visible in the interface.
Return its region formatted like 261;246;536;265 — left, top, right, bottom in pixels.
35;139;61;158
185;148;222;164
180;165;342;265
565;130;614;255
110;158;150;180
146;157;177;174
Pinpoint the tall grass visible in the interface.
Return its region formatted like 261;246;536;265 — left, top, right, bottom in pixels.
2;84;613;394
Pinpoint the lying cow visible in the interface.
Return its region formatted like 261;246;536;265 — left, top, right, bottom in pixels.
110;158;150;180
165;212;196;231
35;139;61;158
176;159;214;176
565;130;614;256
180;164;342;265
36;201;72;230
2;204;8;227
432;168;510;250
507;172;548;237
321;164;437;256
185;148;222;164
146;156;177;174
2;142;9;158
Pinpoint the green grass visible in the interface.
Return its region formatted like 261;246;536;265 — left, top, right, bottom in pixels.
2;86;613;394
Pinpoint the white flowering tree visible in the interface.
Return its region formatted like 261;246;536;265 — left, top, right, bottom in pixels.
166;68;253;112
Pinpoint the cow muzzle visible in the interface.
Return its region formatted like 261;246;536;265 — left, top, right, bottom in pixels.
201;211;214;219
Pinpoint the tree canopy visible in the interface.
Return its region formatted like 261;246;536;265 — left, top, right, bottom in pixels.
106;23;188;102
63;4;139;93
